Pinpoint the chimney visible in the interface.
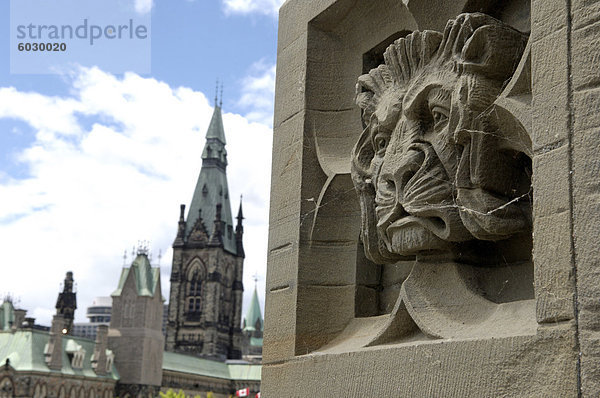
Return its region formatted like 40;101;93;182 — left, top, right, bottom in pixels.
92;325;108;375
23;317;35;329
13;309;26;330
44;315;65;370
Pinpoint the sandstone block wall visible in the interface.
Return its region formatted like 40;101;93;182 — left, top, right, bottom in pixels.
263;0;600;396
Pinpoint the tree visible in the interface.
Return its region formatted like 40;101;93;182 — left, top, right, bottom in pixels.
159;389;186;398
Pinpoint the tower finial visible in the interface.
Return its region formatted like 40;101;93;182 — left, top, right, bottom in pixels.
236;196;244;221
214;79;218;106
219;82;223;108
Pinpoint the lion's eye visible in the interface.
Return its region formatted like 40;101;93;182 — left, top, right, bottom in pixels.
374;134;389;153
431;106;449;128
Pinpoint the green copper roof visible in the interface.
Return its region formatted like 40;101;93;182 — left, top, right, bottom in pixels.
185;105;237;255
162;352;261;381
0;301;15;331
242;287;263;333
228;363;262;380
0;330;119;379
112;253;160;297
205;105;226;144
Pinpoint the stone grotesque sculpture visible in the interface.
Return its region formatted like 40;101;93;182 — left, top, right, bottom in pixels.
352;13;531;265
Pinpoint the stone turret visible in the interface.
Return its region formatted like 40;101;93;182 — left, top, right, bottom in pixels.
55;271;77;334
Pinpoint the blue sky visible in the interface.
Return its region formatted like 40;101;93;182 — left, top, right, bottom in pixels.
0;0;283;325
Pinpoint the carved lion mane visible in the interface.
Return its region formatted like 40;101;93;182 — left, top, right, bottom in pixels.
352;13;531;264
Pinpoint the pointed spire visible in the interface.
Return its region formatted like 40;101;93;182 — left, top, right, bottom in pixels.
204;105;227;144
237;195;244;222
209;203;224;246
235;196;245;257
184;93;235;254
243;285;263;333
173;204;187;247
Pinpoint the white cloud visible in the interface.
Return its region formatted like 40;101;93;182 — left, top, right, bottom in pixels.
0;88;82;136
0;67;271;325
222;0;285;16
238;60;276;126
134;0;154;14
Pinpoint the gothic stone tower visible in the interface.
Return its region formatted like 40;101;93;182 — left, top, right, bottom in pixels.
55;271;77;334
165;102;245;361
108;249;164;397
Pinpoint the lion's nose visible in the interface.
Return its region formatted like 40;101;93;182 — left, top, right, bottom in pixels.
380;148;425;202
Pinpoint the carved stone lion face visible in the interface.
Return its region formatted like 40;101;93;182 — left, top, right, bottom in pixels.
352;13;531;263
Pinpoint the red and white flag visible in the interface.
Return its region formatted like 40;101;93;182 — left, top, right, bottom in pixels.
255;393;261;398
235;388;249;397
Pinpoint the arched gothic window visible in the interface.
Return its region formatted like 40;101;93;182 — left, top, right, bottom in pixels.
33;383;47;398
188;276;202;312
0;377;14;398
187;268;203;318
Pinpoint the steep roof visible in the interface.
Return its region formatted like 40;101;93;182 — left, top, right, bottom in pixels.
205;104;226;143
185;105;236;254
242;287;263;333
0;329;119;379
112;253;160;297
162;351;261;381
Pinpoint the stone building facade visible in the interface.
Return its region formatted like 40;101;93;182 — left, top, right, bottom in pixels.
263;0;600;396
0;299;118;398
165;103;245;362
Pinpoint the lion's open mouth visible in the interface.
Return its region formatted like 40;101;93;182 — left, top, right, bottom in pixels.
383;215;449;254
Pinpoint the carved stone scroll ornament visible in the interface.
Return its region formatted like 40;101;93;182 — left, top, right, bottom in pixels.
350;13;535;342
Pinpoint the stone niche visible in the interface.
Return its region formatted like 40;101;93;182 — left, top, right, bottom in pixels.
264;0;600;396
